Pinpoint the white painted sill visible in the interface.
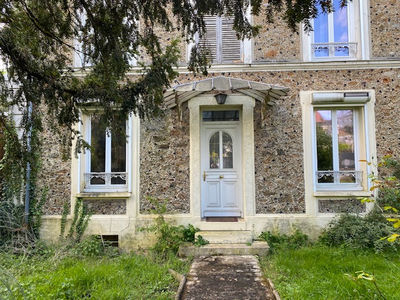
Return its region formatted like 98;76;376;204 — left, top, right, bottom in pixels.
76;192;131;199
313;191;372;197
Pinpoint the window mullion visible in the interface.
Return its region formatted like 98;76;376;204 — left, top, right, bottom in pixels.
328;11;334;57
331;110;339;183
219;131;223;169
106;130;112;185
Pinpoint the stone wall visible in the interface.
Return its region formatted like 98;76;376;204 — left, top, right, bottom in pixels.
254;101;305;213
139;103;190;213
318;199;366;213
84;199;126;215
370;0;400;59
253;3;301;62
40;113;71;215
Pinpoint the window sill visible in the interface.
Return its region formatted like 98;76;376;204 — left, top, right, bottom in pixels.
314;191;373;197
76;192;131;199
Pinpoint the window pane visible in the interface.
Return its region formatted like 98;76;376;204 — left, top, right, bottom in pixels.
315;110;334;183
314;4;329;57
90;115;106;184
222;132;233;169
333;0;349;56
111;118;127;184
337;110;355;183
203;110;239;122
210;132;220;169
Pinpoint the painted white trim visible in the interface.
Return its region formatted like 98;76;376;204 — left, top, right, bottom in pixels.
302;0;368;62
301;89;377;216
188;95;256;220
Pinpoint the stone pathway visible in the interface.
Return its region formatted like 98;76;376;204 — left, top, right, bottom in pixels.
181;255;275;300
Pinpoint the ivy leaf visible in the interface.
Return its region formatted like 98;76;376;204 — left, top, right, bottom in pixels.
387;234;400;243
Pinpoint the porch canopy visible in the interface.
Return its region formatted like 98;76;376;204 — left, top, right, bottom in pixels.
164;76;290;109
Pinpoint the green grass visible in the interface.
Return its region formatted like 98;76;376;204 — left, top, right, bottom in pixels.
0;251;190;300
261;245;400;300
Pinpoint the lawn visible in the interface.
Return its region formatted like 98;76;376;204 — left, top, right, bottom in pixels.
0;250;190;300
261;245;400;300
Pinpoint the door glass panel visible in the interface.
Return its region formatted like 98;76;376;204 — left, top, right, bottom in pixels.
315;110;333;183
222;132;233;168
90;115;106;184
111;118;127;184
337;109;355;183
203;110;239;122
209;132;220;169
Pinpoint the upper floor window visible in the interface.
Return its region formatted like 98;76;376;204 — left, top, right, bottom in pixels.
189;13;252;64
199;15;242;64
84;114;131;192
302;0;369;61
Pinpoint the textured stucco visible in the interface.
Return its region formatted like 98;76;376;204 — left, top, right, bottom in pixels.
139;104;190;213
370;0;400;59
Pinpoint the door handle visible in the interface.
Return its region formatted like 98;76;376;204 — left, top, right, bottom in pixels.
203;171;206;181
219;175;224;179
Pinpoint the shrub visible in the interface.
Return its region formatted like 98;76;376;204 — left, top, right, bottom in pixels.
259;229;310;253
319;210;400;252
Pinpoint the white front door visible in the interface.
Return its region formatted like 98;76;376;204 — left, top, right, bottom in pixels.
201;110;242;217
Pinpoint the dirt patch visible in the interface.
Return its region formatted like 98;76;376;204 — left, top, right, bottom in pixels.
181;255;275;300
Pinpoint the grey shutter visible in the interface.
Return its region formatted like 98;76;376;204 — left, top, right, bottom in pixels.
221;16;242;63
199;16;218;63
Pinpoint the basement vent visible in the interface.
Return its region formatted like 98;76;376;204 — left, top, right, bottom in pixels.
100;235;119;247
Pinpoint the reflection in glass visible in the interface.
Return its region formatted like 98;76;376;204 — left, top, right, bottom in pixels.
222;132;233;168
209;132;220;169
314;3;329;57
333;0;349;56
315;110;333;183
111;118;127;184
203;110;239;122
337;110;355;183
90;115;106;184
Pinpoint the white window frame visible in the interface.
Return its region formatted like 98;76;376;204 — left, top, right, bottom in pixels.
187;7;252;64
312;106;363;191
73;13;138;68
302;0;370;61
83;113;132;193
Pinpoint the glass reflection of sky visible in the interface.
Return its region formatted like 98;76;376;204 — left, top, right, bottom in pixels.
314;0;349;57
318;110;331;121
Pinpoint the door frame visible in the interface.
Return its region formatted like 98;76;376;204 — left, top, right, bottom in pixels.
188;94;256;220
200;118;242;217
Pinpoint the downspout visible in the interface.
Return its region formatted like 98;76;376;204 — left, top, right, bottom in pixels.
24;101;32;225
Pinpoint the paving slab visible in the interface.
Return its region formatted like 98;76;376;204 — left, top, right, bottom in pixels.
181;255;275;300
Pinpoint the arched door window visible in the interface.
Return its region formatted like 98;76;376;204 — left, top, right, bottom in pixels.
209;131;233;169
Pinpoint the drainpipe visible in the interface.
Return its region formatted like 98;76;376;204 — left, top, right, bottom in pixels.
24;101;32;225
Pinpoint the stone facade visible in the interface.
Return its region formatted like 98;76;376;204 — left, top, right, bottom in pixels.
254;101;305;213
40;113;71;215
318;199;366;213
139;103;190;213
84;199;126;215
370;0;400;58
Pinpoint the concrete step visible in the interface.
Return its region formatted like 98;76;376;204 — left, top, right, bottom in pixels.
178;242;270;257
195;230;253;244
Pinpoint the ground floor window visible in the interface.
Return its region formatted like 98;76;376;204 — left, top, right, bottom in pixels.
309;92;373;192
84;114;130;192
